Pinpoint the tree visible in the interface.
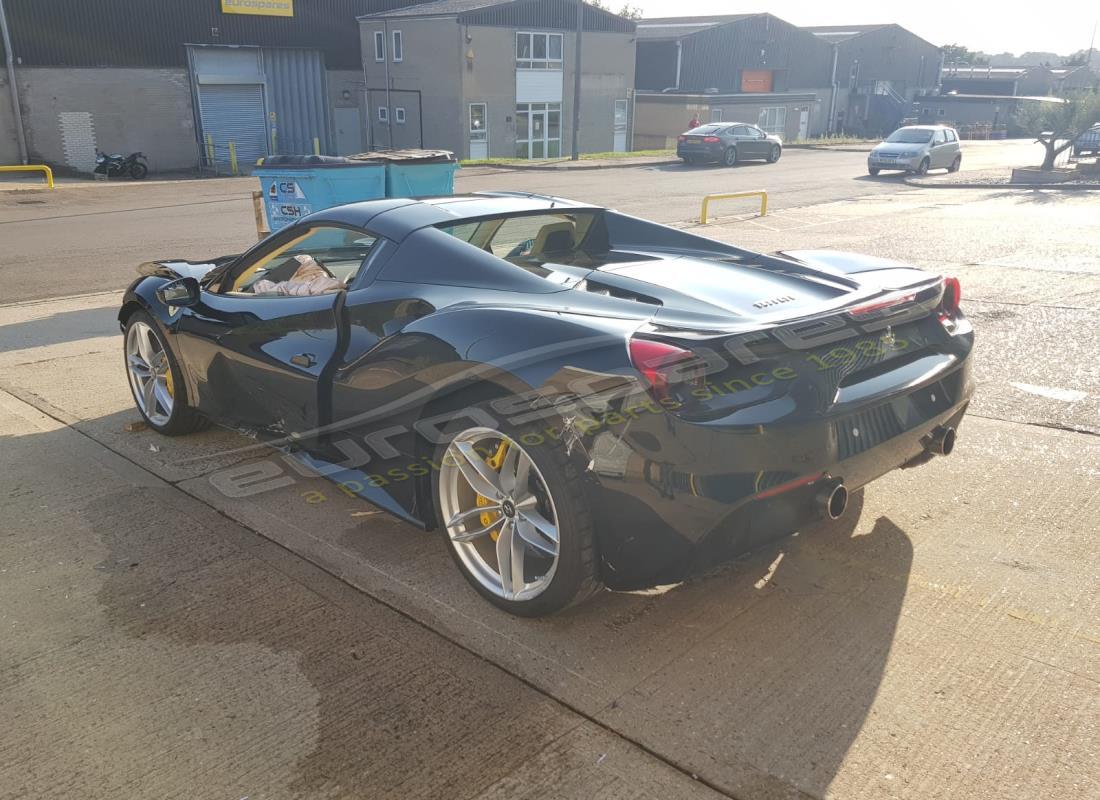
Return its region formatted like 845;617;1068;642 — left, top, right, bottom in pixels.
589;0;642;18
1062;49;1091;67
942;44;989;65
1017;93;1100;169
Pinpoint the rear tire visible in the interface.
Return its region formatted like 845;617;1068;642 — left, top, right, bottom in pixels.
432;415;602;617
948;155;961;173
129;162;148;180
723;146;738;167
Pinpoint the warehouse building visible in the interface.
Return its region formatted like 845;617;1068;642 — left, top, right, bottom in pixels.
803;24;942;136
0;0;422;173
358;0;636;159
631;14;837;148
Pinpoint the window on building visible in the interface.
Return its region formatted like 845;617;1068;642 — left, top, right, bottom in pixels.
938;108;946;116
516;32;564;70
395;107;406;124
758;106;787;136
374;31;385;62
710;109;723;123
378;106;389;122
392;30;403;62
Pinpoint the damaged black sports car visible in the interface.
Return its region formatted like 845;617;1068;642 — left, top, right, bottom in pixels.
119;192;974;616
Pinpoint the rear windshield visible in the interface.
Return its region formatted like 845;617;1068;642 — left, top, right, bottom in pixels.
438;211;610;272
885;128;934;144
688;125;724;135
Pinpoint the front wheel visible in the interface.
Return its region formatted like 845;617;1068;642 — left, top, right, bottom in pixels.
433;421;602;616
130;162;148;180
723;146;738;167
914;158;930;176
767;144;781;163
124;310;207;435
868;167;881;176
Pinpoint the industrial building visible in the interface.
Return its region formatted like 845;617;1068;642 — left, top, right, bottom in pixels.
358;0;636;159
631;14;838;148
0;0;422;173
803;24;943;136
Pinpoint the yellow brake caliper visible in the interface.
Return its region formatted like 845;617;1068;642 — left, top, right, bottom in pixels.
477;440;509;541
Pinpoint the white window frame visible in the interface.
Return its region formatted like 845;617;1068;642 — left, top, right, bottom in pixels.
758;106;787;136
395;107;406;124
392;30;403;62
710;108;723;123
377;106;389;122
469;102;488;140
374;30;385;62
516;31;564;70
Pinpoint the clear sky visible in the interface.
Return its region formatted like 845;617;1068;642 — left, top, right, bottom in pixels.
629;1;1098;57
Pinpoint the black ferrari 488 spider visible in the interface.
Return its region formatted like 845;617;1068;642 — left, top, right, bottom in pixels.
119;192;973;615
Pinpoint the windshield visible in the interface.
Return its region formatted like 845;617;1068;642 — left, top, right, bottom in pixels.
885;129;933;144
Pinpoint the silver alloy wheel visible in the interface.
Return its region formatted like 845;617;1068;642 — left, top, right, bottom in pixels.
439;428;560;602
125;320;174;427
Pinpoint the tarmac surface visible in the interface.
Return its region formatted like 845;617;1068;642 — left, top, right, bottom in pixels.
1;143;1097;799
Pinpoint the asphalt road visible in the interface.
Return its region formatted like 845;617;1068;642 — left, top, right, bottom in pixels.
0;140;1042;304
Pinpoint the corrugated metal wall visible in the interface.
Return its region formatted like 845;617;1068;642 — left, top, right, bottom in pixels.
833;26;942;92
0;0;421;68
459;0;635;33
263;48;332;154
678;14;834;93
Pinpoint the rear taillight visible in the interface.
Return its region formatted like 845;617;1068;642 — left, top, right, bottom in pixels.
939;276;961;318
678;135;687;142
703;136;721;143
628;338;696;400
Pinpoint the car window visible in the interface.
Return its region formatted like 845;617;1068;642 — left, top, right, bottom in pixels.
689;125;723;135
438;212;600;268
885;128;933;144
946;129;958;142
933;130;947;145
733;126;752;137
224;226;377;296
752;126;766;139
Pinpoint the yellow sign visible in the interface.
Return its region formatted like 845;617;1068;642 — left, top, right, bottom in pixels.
221;0;293;17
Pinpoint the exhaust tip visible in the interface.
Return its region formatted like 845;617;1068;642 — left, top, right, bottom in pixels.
926;426;957;457
816;480;848;521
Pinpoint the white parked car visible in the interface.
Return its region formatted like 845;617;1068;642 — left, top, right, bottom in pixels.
868;125;962;175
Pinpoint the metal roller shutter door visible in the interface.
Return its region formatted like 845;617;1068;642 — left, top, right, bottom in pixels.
197;84;268;168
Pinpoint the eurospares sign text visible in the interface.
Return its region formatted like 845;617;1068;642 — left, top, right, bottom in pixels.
221;0;293;17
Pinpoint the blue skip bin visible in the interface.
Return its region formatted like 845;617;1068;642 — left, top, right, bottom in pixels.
374;149;459;197
254;155;386;232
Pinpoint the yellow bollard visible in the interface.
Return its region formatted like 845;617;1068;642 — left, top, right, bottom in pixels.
228;141;239;176
0;164;54;188
313;137;320;156
699;190;768;224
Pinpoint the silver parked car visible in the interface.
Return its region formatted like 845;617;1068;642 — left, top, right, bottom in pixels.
868;125;962;175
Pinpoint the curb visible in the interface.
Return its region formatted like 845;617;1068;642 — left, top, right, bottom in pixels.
461;158;681;171
903;178;1100;190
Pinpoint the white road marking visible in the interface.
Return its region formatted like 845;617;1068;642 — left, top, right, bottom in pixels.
1010;383;1088;403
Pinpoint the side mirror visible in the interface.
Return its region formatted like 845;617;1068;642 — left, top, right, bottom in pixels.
155;277;201;308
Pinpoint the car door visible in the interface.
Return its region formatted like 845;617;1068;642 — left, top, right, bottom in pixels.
929;128;950;168
174;223;377;435
731;126;756;157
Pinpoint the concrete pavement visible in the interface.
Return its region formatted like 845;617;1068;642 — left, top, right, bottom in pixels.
1;183;1096;799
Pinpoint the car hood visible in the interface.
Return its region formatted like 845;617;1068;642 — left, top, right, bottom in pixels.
872;140;928;152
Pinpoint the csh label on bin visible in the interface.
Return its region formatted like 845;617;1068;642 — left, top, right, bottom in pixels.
263;179;313;230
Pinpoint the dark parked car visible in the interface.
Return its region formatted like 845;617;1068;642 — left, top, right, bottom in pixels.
677;123;783;166
119;193;973;616
1074;123;1100;156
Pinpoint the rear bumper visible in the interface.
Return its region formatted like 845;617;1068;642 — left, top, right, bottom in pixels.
678;144;723;161
585;355;974;589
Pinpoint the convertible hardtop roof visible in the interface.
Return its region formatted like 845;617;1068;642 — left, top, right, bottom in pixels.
307;192;602;242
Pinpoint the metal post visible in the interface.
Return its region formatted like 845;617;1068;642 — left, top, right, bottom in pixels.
0;0;28;164
228;141;239;176
205;134;214;166
384;19;393;149
570;0;583;160
313;136;320;155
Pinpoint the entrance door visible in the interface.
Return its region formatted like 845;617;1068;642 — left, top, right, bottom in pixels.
798;109;810;140
515;103;561;159
469;103;488;159
613;99;628;152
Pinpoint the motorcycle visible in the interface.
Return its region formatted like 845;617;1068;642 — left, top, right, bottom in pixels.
95;151;149;180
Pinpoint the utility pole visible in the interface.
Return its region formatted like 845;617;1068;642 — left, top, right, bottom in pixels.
0;0;28;164
570;0;583;160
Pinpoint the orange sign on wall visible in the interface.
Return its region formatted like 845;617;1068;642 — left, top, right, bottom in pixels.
741;70;774;93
